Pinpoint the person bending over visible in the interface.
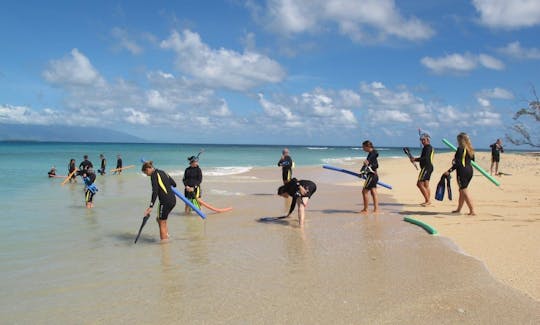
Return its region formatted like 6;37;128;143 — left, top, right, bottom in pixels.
278;178;317;227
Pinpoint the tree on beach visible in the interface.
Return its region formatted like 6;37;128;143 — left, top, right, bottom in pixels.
506;85;540;147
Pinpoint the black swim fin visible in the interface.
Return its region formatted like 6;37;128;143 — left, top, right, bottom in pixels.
446;174;453;201
435;175;446;201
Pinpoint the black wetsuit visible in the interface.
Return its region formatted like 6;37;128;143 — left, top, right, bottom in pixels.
183;166;202;200
416;144;434;181
69;161;77;180
99;157;106;175
363;150;379;189
116;158;122;169
79;159;93;173
278;155;293;182
490;143;503;162
149;169;177;220
449;147;474;189
283;179;317;215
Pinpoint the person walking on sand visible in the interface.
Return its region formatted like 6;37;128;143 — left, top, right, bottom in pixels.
411;133;434;206
142;161;177;241
360;140;379;214
444;132;476;216
278;178;317;227
490;139;504;176
278;148;294;184
183;155;202;214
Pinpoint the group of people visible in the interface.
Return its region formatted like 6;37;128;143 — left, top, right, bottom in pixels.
54;154;124;208
143;133;502;240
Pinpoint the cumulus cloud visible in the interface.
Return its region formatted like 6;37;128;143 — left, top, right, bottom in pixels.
43;48;105;86
421;53;504;74
111;27;143;55
498;41;540;59
160;29;286;91
249;0;434;42
472;0;540;29
477;87;514;100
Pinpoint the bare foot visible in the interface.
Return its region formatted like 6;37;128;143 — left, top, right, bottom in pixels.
452;210;461;214
420;202;432;207
373;209;379;214
468;212;476;216
359;209;368;214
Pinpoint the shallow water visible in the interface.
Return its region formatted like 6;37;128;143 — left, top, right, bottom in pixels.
1;168;539;324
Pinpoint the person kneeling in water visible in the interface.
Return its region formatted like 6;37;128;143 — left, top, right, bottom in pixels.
277;178;317;227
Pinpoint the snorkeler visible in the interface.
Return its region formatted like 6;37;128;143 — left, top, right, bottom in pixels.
183;155;203;214
411;133;434;206
142;161;177;241
360;140;379;214
277;178;317;227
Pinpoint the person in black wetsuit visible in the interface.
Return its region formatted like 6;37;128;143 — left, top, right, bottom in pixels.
183;156;203;214
277;148;293;184
48;166;57;178
82;169;97;208
113;155;123;175
444;132;476;216
411;133;434;206
490;139;504;176
360;140;379;214
79;155;93;173
278;178;317;227
68;159;77;183
98;154;106;175
142;161;177;241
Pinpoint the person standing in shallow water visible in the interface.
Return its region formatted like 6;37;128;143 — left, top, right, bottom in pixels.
411;133;434;206
444;132;476;216
360;140;379;214
183;156;202;214
114;155;123;175
98;154;107;175
278;148;293;184
142;161;177;241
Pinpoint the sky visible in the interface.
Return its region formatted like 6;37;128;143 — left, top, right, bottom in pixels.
1;0;539;147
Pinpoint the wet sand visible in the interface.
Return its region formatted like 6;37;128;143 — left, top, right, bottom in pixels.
1;161;539;324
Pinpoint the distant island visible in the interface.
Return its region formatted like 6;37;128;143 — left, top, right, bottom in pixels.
0;123;144;143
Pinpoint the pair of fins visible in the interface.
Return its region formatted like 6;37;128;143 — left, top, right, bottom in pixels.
435;174;452;201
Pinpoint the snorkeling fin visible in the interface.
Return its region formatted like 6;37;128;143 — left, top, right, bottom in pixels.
446;174;452;201
435;175;446;201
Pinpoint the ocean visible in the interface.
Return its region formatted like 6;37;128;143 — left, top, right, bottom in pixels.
1;141;538;324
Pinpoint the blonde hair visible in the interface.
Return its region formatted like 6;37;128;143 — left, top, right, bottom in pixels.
457;132;475;157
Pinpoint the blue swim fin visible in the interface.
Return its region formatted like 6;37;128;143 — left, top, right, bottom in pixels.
435;175;445;201
446;174;452;201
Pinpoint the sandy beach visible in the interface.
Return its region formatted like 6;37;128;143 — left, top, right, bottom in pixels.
379;151;540;302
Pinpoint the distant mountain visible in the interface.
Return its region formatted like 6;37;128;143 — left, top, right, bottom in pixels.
0;123;144;142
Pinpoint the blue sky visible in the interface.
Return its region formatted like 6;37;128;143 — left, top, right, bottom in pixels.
1;0;539;147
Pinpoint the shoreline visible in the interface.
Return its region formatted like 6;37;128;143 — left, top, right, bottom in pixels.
232;152;540;302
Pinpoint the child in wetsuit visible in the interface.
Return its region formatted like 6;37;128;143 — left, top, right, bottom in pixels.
278;178;317;227
82;170;98;208
361;140;379;214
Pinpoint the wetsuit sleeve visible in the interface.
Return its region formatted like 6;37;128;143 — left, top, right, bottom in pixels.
417;147;428;163
448;149;460;172
278;158;284;167
182;168;188;186
149;173;158;207
196;167;202;187
367;151;379;170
